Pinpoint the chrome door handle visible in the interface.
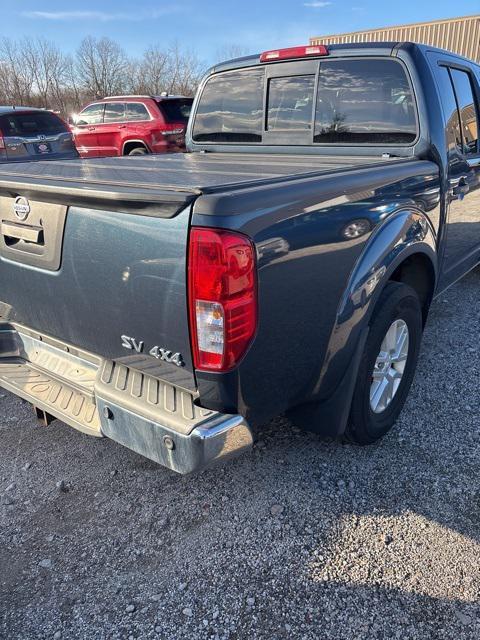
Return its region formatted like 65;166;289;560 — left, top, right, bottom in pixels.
467;157;480;169
449;177;470;200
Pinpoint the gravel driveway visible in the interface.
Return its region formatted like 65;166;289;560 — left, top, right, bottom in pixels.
1;271;479;640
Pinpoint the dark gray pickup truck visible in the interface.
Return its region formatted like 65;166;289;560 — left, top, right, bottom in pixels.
0;42;479;473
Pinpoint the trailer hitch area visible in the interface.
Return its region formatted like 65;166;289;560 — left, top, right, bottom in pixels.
34;406;56;427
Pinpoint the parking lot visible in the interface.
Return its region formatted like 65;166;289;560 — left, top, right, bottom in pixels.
1;270;479;640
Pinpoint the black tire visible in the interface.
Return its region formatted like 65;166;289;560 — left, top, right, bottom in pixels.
128;146;148;156
345;282;423;445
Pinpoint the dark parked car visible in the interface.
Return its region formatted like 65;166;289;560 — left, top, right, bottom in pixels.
0;107;78;162
71;95;193;157
0;43;479;474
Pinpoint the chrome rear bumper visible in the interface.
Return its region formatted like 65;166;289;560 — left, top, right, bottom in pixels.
0;324;253;474
98;399;253;474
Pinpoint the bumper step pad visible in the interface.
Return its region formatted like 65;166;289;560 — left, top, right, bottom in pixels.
0;362;101;436
97;360;215;436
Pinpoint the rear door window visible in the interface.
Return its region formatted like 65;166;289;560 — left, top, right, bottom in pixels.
449;68;479;155
434;66;463;153
159;99;193;124
267;76;315;131
314;59;417;144
76;104;105;126
103;102;126;123
0;111;68;137
193;69;264;142
126;103;150;121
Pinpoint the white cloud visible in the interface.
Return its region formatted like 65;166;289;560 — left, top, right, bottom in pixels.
303;1;332;7
21;9;178;22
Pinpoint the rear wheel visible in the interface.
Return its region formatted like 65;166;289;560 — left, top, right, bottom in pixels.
127;146;148;156
345;282;423;445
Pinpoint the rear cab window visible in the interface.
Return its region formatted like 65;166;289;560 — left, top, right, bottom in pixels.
192;58;418;146
193;69;264;142
267;76;315;131
314;59;417;144
0;111;68;137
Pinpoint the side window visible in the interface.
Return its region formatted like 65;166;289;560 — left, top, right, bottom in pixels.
193;68;264;143
267;76;315;131
449;68;479;155
76;104;105;126
435;66;463;153
126;103;150;121
103;102;126;123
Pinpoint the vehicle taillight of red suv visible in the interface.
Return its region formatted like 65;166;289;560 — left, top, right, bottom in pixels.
71;94;193;158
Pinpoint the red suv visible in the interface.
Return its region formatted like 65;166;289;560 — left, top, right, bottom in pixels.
71;95;193;158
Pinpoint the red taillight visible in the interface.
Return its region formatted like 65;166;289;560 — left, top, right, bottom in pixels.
0;132;4;150
161;125;185;136
260;45;328;63
188;227;257;372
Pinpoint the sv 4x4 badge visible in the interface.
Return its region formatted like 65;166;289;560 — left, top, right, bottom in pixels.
121;335;185;367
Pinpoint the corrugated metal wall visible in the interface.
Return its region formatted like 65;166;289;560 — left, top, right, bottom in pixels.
310;15;480;62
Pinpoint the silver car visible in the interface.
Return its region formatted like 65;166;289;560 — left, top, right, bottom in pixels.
0;107;78;162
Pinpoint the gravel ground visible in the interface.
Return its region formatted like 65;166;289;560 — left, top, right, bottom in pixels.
1;271;479;640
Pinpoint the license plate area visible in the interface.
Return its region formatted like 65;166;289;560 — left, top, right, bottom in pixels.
0;196;67;270
34;141;52;154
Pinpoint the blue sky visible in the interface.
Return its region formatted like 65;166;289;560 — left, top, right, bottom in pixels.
4;1;479;64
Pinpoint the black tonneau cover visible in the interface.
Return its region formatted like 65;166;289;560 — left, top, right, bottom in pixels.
0;152;401;216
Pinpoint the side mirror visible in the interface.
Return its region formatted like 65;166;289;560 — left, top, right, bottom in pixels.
68;114;77;126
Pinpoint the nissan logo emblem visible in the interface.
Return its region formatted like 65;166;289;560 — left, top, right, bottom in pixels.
13;197;30;221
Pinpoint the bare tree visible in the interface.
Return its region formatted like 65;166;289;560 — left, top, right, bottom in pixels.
0;38;33;105
61;55;85;114
131;43;204;96
76;36;129;99
0;36;204;114
215;44;250;63
164;42;204;96
21;38;69;110
132;45;170;95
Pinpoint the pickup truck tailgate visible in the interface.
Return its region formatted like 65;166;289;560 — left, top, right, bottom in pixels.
0;192;197;388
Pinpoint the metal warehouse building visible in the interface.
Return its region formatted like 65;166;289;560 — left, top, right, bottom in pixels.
310;14;480;63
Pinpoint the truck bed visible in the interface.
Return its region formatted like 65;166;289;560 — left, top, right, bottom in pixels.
0;152;401;198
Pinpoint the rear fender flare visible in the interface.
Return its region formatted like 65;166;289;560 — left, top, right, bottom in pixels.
317;208;437;407
339;208;437;326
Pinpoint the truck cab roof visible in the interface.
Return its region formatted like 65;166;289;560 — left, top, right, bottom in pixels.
210;41;480;74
